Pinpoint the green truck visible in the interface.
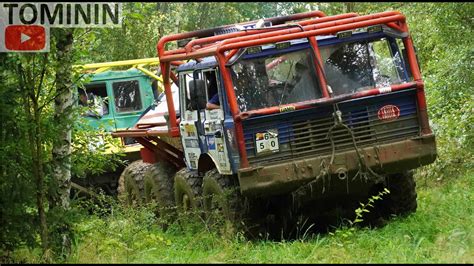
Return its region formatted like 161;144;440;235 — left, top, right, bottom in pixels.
73;59;168;195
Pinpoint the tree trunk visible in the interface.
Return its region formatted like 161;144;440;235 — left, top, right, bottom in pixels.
343;2;356;13
51;28;74;256
33;107;49;255
18;58;50;256
52;28;74;209
156;2;168;37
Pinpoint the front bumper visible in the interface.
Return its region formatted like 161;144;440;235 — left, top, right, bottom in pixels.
238;134;437;197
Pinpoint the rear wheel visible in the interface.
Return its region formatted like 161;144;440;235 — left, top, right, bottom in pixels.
117;160;153;206
173;168;202;216
144;161;177;224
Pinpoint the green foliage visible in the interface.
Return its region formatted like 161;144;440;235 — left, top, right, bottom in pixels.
398;3;474;182
0;54;44;256
0;29;124;262
69;194;172;263
0;55;32;251
329;188;390;241
10;170;472;263
1;2;473;263
71;117;124;178
44;205;83;262
351;188;390;226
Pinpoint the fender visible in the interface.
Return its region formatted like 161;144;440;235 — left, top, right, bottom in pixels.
198;152;232;176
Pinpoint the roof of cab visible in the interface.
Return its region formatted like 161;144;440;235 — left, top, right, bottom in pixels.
86;68;152;82
176;56;218;72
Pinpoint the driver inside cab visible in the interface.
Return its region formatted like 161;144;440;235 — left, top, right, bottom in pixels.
205;72;220;110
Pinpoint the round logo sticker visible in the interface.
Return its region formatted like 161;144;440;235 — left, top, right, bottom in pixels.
377;105;400;121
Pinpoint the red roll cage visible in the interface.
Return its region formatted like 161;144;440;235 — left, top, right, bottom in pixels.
155;10;429;169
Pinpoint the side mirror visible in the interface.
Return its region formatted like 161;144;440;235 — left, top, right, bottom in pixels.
188;79;207;110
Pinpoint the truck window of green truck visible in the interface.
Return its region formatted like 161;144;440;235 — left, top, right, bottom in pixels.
112;80;142;113
78;82;109;117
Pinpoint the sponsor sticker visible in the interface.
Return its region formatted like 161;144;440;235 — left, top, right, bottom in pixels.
279;105;295;113
377;104;400;121
208;136;216;150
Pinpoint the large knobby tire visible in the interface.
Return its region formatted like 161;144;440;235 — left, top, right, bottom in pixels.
265;196;300;240
382;171;417;217
117;160;153;206
143;161;177;221
202;169;243;228
173;168;202;216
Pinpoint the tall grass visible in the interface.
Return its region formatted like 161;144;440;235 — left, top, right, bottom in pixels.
9;170;473;263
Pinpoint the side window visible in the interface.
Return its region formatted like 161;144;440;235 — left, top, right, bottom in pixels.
113;80;142;113
78;82;109;117
180;72;191;112
180;71;202;112
203;70;219;109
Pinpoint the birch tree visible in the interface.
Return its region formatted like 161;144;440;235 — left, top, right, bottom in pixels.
51;28;75;256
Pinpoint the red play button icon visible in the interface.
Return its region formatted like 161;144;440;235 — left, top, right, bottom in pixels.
5;25;46;51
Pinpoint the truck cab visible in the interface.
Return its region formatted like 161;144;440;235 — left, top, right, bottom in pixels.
74;68;162;194
78;68;159;150
175;24;436;199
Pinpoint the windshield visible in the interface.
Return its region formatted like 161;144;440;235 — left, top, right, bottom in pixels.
321;37;406;95
230;48;322;112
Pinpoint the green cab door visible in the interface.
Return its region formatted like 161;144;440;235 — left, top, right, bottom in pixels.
108;77;155;130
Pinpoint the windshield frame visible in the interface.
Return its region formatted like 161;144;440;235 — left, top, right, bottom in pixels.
225;31;411;114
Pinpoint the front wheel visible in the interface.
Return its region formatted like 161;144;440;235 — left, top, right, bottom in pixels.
202;169;242;226
376;171;417;218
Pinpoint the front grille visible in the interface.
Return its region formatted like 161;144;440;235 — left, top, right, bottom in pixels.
243;89;420;166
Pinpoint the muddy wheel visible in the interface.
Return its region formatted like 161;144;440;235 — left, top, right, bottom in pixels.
240;197;279;240
202;169;242;229
144;161;177;223
384;171;417;216
266;196;300;240
117;160;153;206
173;168;202;216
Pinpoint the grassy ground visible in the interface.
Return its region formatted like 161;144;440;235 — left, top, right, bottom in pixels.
12;170;473;263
